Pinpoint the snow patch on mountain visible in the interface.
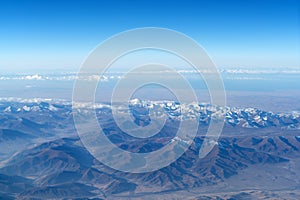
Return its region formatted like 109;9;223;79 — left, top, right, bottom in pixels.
0;98;299;130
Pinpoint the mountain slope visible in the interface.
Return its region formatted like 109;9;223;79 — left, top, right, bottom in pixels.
0;134;299;198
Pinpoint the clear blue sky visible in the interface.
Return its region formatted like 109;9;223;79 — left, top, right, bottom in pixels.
0;0;299;71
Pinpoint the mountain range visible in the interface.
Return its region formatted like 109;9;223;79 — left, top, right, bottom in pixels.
0;99;299;199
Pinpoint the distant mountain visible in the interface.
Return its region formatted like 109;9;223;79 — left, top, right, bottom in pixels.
0;99;299;199
1;99;299;131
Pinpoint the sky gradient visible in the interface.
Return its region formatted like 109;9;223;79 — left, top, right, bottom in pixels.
0;0;299;71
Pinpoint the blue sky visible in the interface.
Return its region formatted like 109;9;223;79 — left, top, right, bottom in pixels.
0;0;299;71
